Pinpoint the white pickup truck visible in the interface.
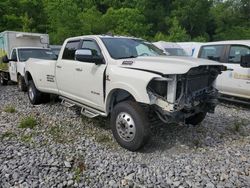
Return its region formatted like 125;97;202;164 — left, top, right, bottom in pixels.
193;40;250;103
0;31;54;89
25;35;226;151
2;47;57;91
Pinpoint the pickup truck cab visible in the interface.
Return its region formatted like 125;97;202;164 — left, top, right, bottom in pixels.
193;40;250;101
25;35;225;151
2;47;57;91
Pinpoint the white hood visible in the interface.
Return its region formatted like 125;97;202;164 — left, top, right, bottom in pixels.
119;56;224;75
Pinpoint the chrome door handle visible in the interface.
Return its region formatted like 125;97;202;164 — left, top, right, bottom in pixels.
56;65;62;68
75;68;82;72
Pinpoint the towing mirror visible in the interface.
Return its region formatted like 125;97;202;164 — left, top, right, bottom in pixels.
240;54;250;68
75;49;104;65
2;55;9;63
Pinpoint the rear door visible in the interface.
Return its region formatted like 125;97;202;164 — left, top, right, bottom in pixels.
9;49;18;82
56;40;81;100
222;45;250;98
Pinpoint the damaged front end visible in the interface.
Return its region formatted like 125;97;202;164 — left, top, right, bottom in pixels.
147;65;225;123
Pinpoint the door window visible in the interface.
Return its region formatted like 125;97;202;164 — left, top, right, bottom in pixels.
11;49;17;61
81;40;101;56
228;45;250;64
62;40;80;60
199;45;224;62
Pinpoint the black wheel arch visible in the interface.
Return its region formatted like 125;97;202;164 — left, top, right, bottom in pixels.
24;71;33;85
105;89;136;115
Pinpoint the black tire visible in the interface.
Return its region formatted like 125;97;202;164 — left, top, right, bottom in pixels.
18;75;27;92
0;73;8;85
111;101;150;151
185;112;207;125
27;80;43;105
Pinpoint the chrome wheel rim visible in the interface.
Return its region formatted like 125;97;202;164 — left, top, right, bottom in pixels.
116;112;136;142
28;86;34;100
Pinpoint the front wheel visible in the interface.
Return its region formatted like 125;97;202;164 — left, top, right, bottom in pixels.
28;80;43;105
111;101;150;151
185;112;207;125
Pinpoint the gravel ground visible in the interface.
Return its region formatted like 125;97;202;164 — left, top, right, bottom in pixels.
0;85;250;188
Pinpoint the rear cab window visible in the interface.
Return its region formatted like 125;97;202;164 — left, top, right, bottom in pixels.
199;45;224;62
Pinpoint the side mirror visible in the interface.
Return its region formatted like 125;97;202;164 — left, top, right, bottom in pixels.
75;49;104;65
2;55;9;63
240;54;250;68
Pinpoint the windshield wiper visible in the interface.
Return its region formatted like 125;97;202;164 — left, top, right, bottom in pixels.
116;55;138;59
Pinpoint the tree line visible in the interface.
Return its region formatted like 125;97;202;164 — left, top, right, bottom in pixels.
0;0;249;44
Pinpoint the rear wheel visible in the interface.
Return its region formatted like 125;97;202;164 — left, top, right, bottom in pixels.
18;75;27;91
28;80;43;105
0;73;8;85
185;112;207;125
111;101;150;151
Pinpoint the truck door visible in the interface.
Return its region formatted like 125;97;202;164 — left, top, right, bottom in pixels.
56;39;106;111
76;39;107;109
9;49;18;82
222;45;250;98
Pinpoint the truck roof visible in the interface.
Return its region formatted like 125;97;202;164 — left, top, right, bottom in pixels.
66;35;141;41
202;40;250;46
15;47;51;50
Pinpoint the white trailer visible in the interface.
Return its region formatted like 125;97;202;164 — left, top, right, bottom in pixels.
0;31;49;86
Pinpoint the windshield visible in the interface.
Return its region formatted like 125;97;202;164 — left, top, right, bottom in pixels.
101;38;165;59
18;49;57;62
164;48;188;56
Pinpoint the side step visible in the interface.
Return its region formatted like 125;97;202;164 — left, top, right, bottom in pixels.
59;96;107;118
61;99;75;108
81;108;99;118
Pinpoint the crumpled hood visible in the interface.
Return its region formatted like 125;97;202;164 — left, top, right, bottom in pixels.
119;56;224;75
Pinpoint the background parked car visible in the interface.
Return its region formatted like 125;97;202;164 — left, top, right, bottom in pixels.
0;31;49;87
153;41;188;56
193;40;250;102
177;42;204;56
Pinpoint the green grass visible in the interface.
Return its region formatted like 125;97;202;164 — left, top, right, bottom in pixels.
20;134;33;143
0;131;16;140
81;116;116;148
73;156;86;182
3;105;16;113
233;121;241;132
19;116;37;129
95;134;113;144
231;119;246;133
48;126;67;143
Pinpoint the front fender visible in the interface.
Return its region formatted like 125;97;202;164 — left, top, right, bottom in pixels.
105;66;162;106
